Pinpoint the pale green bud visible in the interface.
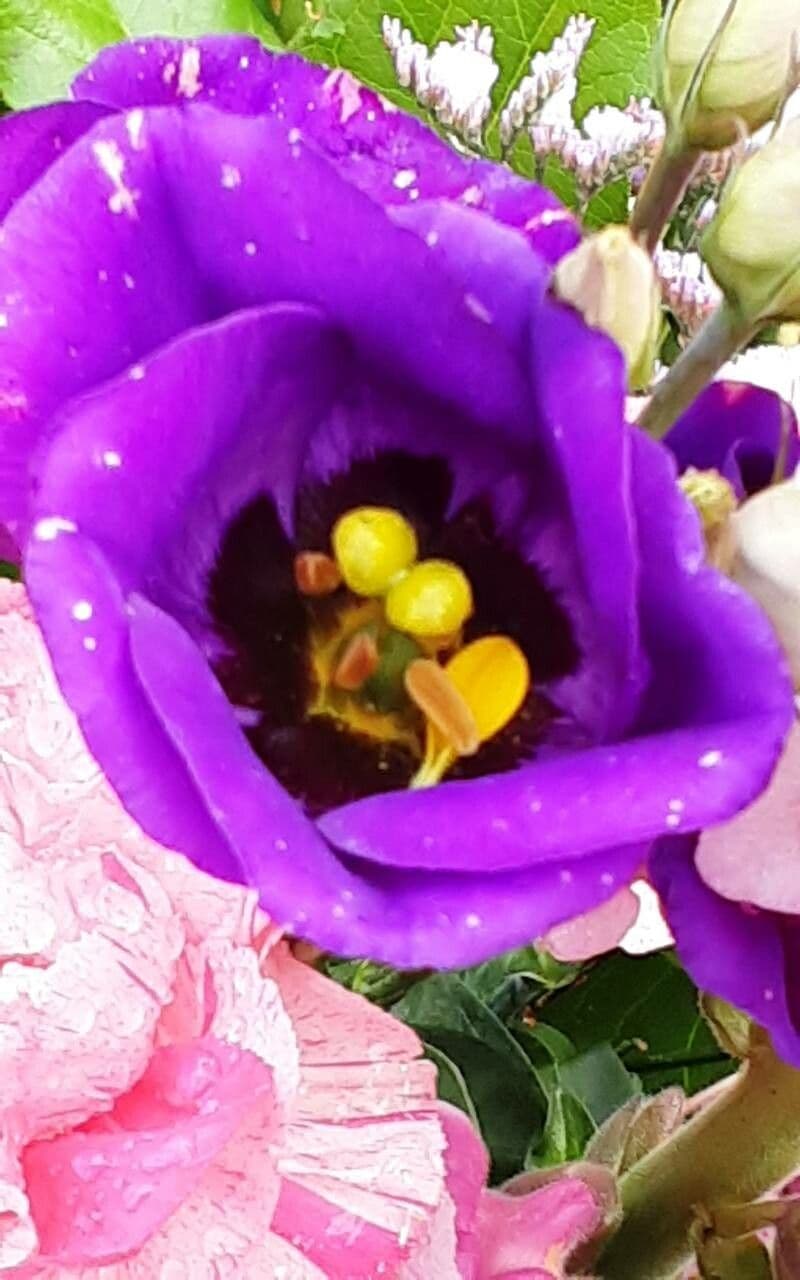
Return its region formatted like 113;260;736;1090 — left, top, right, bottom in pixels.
663;0;800;149
703;121;800;324
554;226;662;391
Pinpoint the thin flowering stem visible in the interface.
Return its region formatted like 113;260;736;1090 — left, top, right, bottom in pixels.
639;301;760;438
600;1038;800;1280
630;141;701;255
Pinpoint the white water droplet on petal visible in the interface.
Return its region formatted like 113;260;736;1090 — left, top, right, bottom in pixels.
698;749;723;768
33;517;77;542
393;168;417;189
71;600;93;622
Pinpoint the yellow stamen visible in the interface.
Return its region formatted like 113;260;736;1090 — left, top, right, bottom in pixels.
410;635;530;789
404;658;480;756
385;559;473;638
332;507;418;597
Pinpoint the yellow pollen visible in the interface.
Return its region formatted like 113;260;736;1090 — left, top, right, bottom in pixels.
332;506;418;597
410;635;530;789
385;559;473;638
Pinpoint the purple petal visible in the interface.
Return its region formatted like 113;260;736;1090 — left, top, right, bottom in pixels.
0;105;529;535
31;304;342;639
24;525;239;880
0;101;110;222
72;38;578;260
665;382;800;498
650;837;800;1068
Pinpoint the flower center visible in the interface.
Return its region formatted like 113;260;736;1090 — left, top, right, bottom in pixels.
294;505;529;787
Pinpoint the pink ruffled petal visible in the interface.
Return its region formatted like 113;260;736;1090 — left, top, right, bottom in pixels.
0;585;451;1276
477;1178;603;1277
696;722;800;911
23;1037;275;1267
543;887;641;962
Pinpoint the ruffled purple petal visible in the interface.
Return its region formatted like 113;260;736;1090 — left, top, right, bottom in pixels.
0;101;110;222
71;37;579;260
24;525;239;880
665;382;800;497
0;105;529;536
30;304;342;640
649;836;800;1068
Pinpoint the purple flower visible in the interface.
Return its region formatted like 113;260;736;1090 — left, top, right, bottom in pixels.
0;37;793;971
654;384;800;1064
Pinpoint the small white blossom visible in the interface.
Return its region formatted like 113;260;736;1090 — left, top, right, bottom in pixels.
654;248;722;335
717;342;800;415
382;17;499;145
500;14;595;147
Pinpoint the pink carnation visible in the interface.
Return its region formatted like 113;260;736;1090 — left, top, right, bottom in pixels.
0;584;608;1277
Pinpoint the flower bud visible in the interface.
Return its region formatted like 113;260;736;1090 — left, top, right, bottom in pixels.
730;479;800;686
703;121;800;324
662;0;800;149
554;226;662;390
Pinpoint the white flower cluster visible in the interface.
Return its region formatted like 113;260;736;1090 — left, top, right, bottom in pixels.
382;17;499;146
654;248;722;335
499;14;595;146
532;97;666;200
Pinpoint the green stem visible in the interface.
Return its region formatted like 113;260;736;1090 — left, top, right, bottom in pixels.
638;302;760;440
598;1042;800;1280
630;142;701;256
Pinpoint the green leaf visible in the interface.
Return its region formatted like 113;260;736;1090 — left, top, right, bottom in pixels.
530;1085;593;1166
540;952;735;1095
392;973;545;1181
290;0;660;163
423;1041;481;1132
0;0;282;109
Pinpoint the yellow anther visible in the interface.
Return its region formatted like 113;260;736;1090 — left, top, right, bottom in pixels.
332;507;418;597
385;559;473;639
411;635;530;789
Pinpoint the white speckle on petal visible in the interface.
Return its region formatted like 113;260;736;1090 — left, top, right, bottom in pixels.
287;127;302;145
600;872;615;887
128;364;146;381
274;838;288;853
460;184;483;206
529;798;542;813
665;813;682;829
102;450;122;468
162;60;177;85
464;913;482;929
71;601;93;622
122;272;136;290
490;817;509;833
764;987;775;1002
668;798;685;812
239;54;251;70
220;163;241;189
244;241;258;257
331;903;346;919
33;517;77;542
464;292;492;323
425;229;440;248
92;140;139;218
393;168;417;190
126;109;145;150
177;46;202;99
83;636;98;652
699;750;723;769
0;313;8;329
560;869;573;884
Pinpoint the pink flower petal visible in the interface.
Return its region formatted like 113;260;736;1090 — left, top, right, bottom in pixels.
696;722;800;911
22;1037;275;1266
543;886;641;961
477;1177;602;1277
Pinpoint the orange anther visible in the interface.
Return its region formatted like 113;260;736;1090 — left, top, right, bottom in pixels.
294;551;343;597
333;632;381;691
404;658;480;756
